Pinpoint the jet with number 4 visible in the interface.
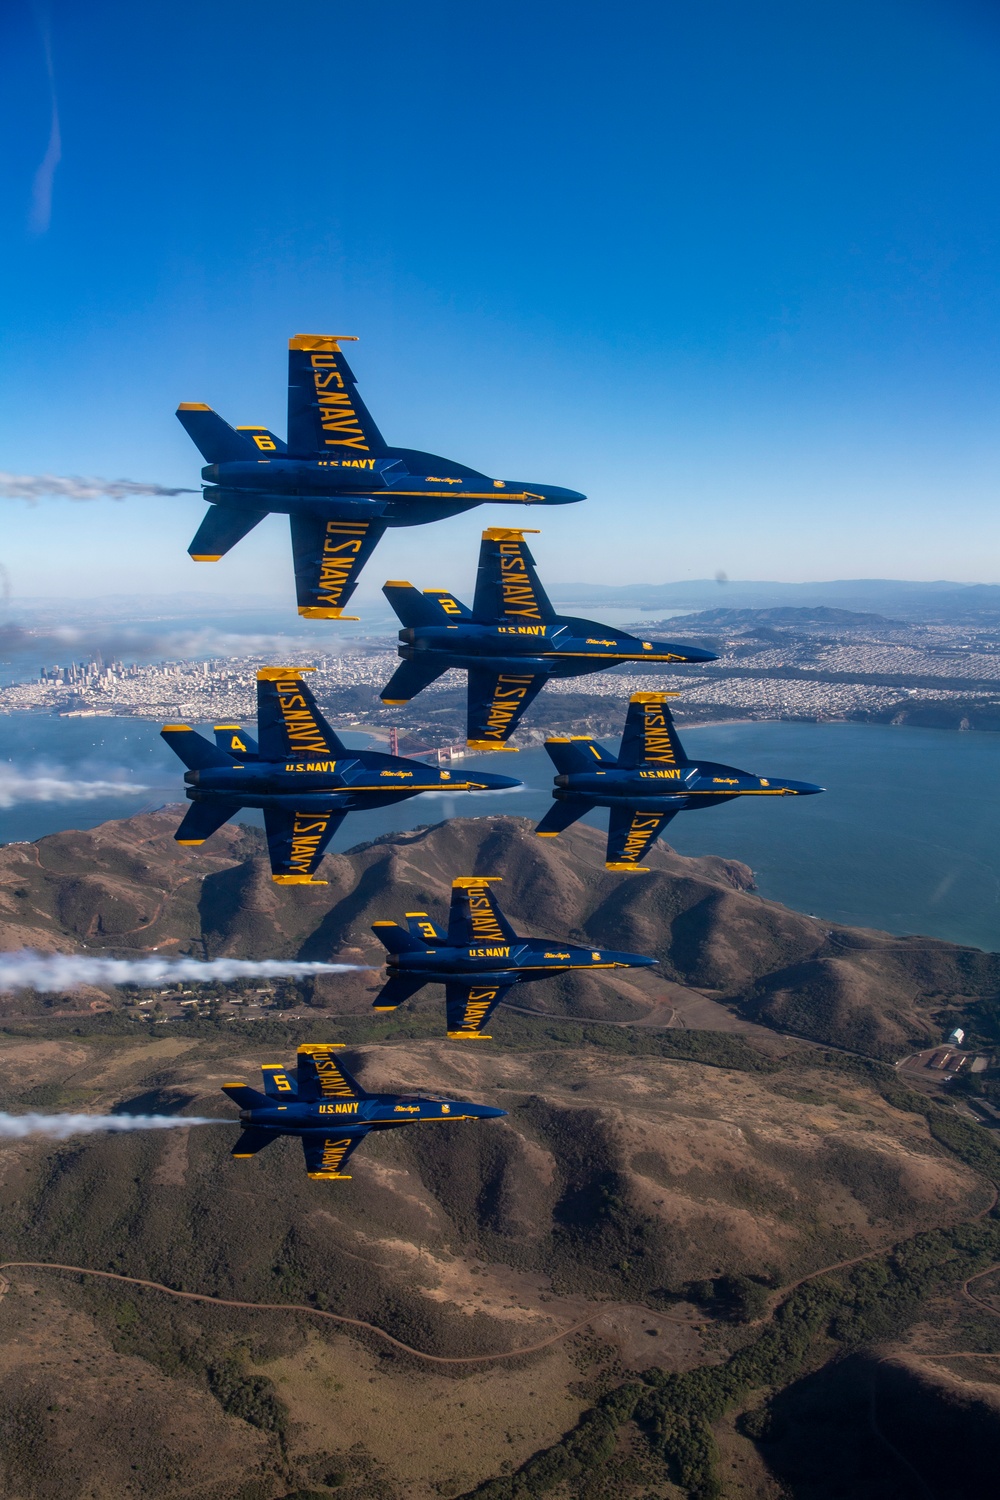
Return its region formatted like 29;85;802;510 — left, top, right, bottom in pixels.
379;529;717;751
161;667;520;884
370;876;657;1039
176;335;585;619
223;1043;505;1180
536;692;824;870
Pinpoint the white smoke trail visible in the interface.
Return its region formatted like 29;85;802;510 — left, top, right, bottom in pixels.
0;768;150;808
0;952;372;993
0;473;196;502
27;1;60;236
0;1113;226;1140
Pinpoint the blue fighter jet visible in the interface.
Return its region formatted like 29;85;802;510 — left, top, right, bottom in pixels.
161;667;520;884
176;335;584;619
536;692;824;870
379;529;717;751
223;1043;506;1180
371;876;657;1039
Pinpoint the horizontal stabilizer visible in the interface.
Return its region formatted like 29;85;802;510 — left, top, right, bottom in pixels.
290;513;387;618
380;656;449;705
188;504;267;562
371;973;427;1011
231;1128;276;1159
173;801;236;847
161;725;233;771
534;800;591;837
382;581;471;628
176;404;256;463
543;737;615;775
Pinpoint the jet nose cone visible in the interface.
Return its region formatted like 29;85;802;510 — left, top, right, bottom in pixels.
503;481;586;504
467;772;523;791
683;644;719;662
477;1105;508;1119
782;780;825;795
608;952;658;968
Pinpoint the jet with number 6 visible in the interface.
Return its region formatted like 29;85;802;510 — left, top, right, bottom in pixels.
223;1043;505;1180
176;335;584;619
370;876;657;1039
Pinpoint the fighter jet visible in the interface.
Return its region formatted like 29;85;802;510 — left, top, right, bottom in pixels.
161;667;520;884
379;529;717;750
370;876;657;1038
536;692;824;870
223;1043;506;1180
176;335;585;619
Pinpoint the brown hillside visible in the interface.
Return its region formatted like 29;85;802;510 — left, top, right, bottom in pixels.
2;810;997;1057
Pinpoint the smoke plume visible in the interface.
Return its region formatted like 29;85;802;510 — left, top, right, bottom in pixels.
0;952;371;993
0;1113;225;1140
0;768;150;809
0;473;197;502
27;2;60;236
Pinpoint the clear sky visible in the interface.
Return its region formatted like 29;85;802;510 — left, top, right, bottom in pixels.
2;0;1000;607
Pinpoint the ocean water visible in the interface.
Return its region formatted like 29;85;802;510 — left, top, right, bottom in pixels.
0;714;997;952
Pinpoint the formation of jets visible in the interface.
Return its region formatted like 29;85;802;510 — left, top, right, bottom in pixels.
161;334;824;1173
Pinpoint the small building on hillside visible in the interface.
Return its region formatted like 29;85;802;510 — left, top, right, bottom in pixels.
948;1027;966;1047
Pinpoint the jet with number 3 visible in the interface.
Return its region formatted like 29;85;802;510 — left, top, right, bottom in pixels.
176;335;585;619
161;667;519;884
379;529;717;751
370;876;657;1039
223;1043;505;1180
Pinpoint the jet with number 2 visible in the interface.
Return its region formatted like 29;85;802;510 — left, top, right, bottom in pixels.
161;667;519;884
536;692;824;870
176;335;585;619
370;877;657;1039
223;1043;505;1180
380;529;717;751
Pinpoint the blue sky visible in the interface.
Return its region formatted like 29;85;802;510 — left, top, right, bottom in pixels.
2;0;1000;606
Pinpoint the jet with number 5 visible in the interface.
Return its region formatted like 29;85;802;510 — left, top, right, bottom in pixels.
536;692;824;870
223;1043;505;1180
161;667;519;884
370;876;657;1039
379;529;717;751
176;335;585;619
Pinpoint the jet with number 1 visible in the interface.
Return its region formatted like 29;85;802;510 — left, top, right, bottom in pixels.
536;692;824;870
176;335;585;619
370;876;657;1039
380;529;718;750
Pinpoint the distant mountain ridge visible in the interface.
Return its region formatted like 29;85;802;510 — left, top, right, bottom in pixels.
552;579;1000;621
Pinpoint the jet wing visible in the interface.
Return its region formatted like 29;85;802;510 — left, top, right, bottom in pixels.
289;513;387;619
287;334;388;457
605;807;679;871
447;877;519;945
617;693;688;769
263;805;345;884
472;528;557;624
445;982;511;1039
302;1130;369;1180
255;666;347;760
466;666;548;750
